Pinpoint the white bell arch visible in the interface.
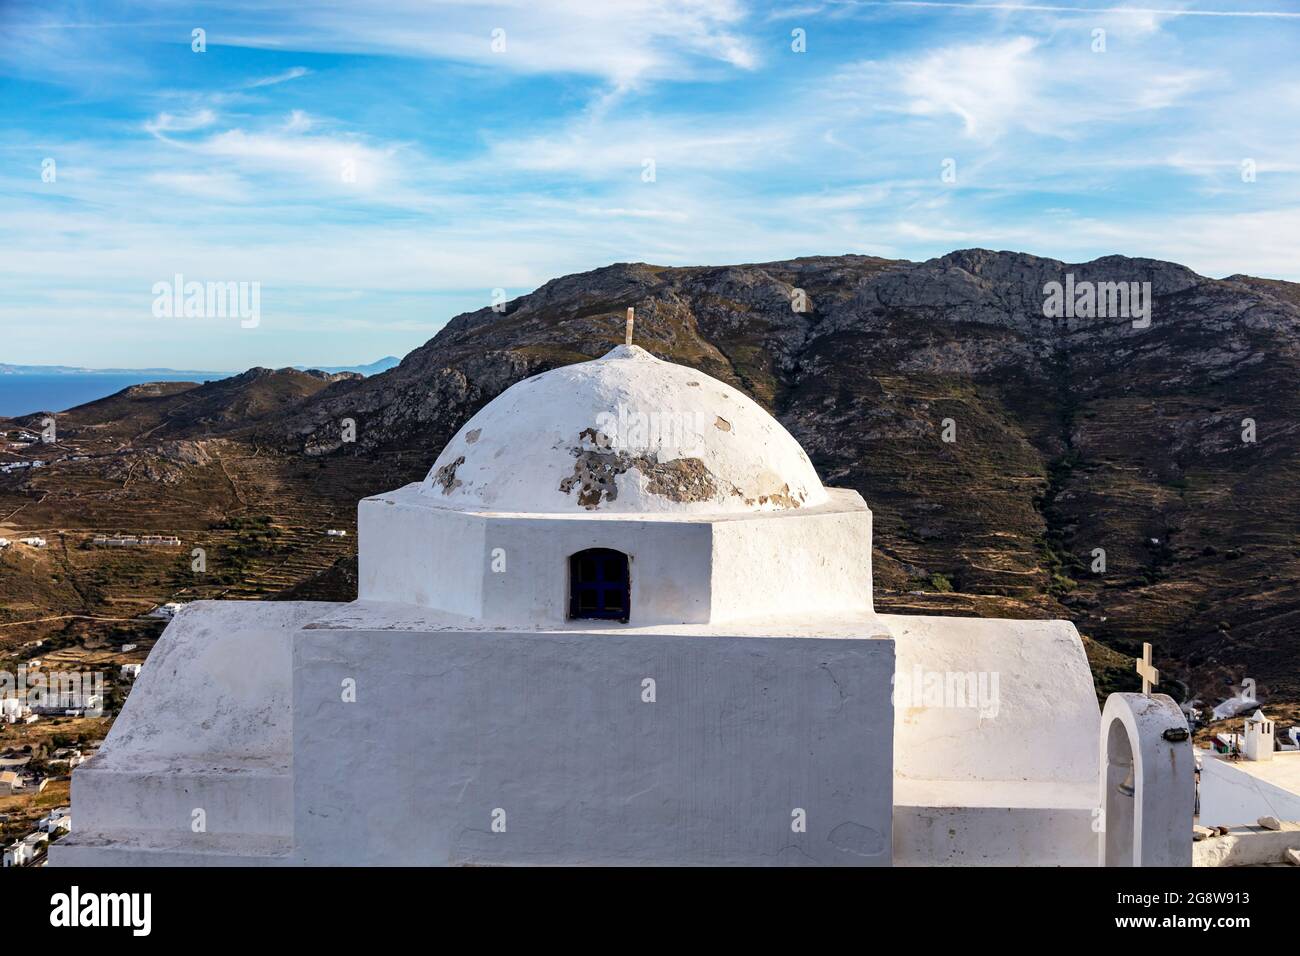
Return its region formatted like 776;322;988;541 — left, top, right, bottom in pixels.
1099;692;1195;866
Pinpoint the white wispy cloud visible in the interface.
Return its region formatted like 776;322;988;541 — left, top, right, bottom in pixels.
482;113;795;177
834;34;1213;144
214;0;759;87
834;1;1300;19
246;65;310;88
144;170;249;202
897;36;1042;140
190;127;401;190
144;109;219;136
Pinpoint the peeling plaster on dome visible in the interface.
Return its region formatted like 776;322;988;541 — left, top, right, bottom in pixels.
419;344;828;515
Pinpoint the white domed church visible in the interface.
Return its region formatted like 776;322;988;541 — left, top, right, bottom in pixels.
55;339;1194;866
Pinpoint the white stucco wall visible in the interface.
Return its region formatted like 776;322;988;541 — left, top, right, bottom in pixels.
710;489;873;621
885;614;1100;866
358;488;485;614
475;514;716;626
1199;752;1300;828
52;601;321;865
888;615;1098;786
291;626;895;866
90;600;311;761
54;600;1108;867
358;484;874;627
360;484;717;624
893;802;1098;866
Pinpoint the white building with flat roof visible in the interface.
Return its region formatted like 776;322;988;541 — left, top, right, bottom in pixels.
1200;710;1300;828
147;603;185;620
3;833;45;867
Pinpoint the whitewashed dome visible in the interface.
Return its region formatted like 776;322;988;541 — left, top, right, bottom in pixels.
419;344;828;515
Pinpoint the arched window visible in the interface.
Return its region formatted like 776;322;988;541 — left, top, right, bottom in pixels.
569;549;630;622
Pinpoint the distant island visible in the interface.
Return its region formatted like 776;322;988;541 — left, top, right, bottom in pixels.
292;357;400;377
1;357;399;377
0;357;400;416
0;363;232;377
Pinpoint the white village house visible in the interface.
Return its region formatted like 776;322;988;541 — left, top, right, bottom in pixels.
3;843;31;867
56;337;1199;866
51;748;86;770
0;698;32;724
3;831;47;867
147;603;185;621
94;534;182;548
38;807;72;833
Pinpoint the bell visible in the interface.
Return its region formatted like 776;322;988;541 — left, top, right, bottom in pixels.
1117;764;1136;798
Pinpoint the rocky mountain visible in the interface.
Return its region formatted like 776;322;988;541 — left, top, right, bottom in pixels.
5;249;1296;716
272;249;1300;707
293;357;400;377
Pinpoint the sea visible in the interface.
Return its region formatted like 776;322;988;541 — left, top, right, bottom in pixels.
0;373;228;417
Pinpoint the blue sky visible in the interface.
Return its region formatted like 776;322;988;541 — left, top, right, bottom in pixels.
2;1;1299;370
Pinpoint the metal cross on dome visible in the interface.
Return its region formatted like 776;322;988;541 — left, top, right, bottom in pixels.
1135;642;1159;695
625;307;634;346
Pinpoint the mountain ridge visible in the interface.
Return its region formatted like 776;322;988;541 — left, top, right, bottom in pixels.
4;248;1297;717
263;249;1299;710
